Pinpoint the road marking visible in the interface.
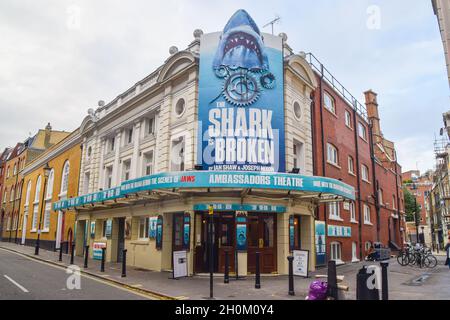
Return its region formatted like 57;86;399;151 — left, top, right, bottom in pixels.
0;248;169;300
4;275;29;293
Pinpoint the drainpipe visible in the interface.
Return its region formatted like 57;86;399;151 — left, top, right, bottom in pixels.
318;65;327;224
394;151;402;246
352;106;363;260
368;122;381;242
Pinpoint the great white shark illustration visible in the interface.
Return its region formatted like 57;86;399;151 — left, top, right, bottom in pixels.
213;9;269;72
211;9;276;107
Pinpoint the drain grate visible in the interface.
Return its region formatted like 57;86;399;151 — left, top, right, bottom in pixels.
403;273;431;286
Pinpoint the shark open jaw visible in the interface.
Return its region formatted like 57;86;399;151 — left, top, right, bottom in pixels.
213;9;269;72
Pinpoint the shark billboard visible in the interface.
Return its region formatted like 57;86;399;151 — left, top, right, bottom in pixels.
197;9;285;173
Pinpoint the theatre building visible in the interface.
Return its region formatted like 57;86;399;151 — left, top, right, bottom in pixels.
53;10;355;275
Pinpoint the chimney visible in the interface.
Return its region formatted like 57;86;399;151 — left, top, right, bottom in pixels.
44;123;52;148
364;90;382;144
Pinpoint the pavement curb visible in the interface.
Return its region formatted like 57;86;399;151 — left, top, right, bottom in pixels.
0;245;178;300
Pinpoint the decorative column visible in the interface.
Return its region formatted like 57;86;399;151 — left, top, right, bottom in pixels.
131;121;141;179
112;130;122;187
97;137;106;191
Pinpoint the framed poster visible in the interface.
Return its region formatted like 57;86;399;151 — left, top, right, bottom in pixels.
148;217;158;239
289;215;295;252
156;215;163;250
90;221;96;238
173;250;188;279
293;250;309;278
315;221;326;266
236;211;247;251
183;212;191;250
105;219;112;238
93;242;106;260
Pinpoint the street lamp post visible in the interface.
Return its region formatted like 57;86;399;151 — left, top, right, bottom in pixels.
35;163;51;256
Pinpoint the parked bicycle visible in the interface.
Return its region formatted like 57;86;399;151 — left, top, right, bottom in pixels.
397;243;437;268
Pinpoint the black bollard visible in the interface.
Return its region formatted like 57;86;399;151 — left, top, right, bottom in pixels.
100;247;106;272
327;260;338;300
121;249;127;278
84;245;89;268
65;241;69;254
356;266;380;300
58;242;63;262
380;261;389;300
70;242;75;265
255;252;261;289
224;251;229;284
287;256;295;296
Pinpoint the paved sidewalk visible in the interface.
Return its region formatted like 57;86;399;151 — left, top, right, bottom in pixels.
1;242;449;300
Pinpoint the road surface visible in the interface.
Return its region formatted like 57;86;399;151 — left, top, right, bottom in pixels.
0;248;150;300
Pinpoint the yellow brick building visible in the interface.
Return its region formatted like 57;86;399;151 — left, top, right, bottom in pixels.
1;124;70;242
18;129;81;250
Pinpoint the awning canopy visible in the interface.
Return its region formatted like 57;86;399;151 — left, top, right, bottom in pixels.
53;171;355;211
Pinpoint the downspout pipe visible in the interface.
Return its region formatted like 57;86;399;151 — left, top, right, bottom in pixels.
368;121;381;242
319;64;327;223
352;106;363;260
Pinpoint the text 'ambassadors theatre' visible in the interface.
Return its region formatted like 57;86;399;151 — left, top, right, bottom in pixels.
53;10;355;275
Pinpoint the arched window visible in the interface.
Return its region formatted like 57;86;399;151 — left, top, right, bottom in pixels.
327;143;339;166
34;176;42;203
46;169;54;199
10;187;14;202
25;181;32;205
60;161;70;195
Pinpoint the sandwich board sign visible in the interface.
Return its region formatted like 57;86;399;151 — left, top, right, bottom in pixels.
293;250;309;278
173;250;188;279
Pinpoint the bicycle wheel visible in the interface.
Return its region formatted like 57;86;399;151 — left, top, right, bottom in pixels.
397;252;409;266
424;255;438;269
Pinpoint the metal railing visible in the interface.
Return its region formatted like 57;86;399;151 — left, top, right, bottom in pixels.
305;53;368;122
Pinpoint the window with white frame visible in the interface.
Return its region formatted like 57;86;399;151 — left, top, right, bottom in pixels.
126;128;133;145
139;217;149;239
348;156;355;174
108;136;115;153
32;204;38;231
13;164;17;175
350;202;357;222
60;162;70;195
358;122;367;140
327;143;339;166
352;242;358;261
143;152;154;176
42;202;51;232
24;181;31;206
3;190;7;203
171;137;185;172
361;164;369;182
330;242;342;261
105;166;113;189
364;204;371;224
324;92;336;114
34;176;42;203
378;188;383;205
10;187;14;202
122;160;131;182
328;202;341;220
345;110;352;128
293;141;304;173
146;117;155;136
46;169;54;200
392;195;396;210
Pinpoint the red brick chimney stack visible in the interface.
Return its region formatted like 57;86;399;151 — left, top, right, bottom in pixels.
364;90;382;144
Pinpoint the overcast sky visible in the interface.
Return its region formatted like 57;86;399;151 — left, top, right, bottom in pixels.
0;0;448;173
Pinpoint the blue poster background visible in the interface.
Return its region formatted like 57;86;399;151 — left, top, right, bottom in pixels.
197;10;285;173
236;224;247;251
315;221;326;266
